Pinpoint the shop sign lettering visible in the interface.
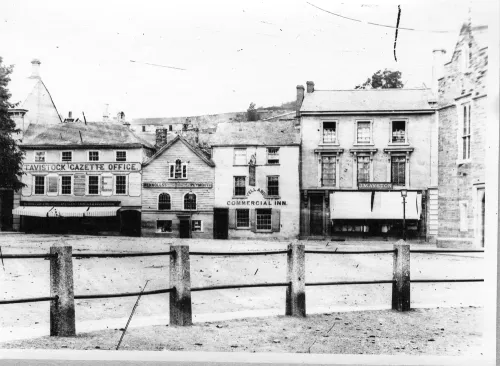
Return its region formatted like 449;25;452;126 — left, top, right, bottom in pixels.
226;200;287;206
143;182;213;188
358;182;393;190
23;162;141;172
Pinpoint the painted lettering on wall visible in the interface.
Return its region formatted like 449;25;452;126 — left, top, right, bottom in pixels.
143;182;213;188
226;200;287;206
246;187;266;196
23;162;141;172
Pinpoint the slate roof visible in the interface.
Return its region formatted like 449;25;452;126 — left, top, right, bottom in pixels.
143;135;215;167
21;122;154;149
209;121;300;146
300;88;435;113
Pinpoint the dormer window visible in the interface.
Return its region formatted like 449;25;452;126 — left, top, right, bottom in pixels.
169;159;187;179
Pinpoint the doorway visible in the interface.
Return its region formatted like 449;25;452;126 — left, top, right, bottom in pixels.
179;219;190;238
213;208;228;239
120;210;141;237
310;195;324;236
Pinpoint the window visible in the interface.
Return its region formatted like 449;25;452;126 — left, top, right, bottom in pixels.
88;175;100;195
321;156;336;187
462;103;471;160
391;121;407;143
391;156;406;186
267;176;279;196
88;151;99;161
142;126;146;132
116;151;127;162
192;220;203;232
34;176;45;195
236;209;250;228
234;148;247;165
356;121;371;144
157;220;172;233
459;201;468;232
170;159;187;179
61;176;72;195
323;122;337;143
357;156;370;183
61;151;72;162
169;125;172;131
234;176;246;196
115;175;127;195
256;209;272;231
184;193;197;210
34;151;46;162
158;193;171;210
267;147;280;164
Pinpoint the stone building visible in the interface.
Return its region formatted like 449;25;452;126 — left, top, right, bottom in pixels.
436;23;488;248
297;82;438;240
210;121;300;239
141;135;215;238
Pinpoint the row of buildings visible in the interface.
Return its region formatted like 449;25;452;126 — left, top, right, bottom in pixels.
1;21;488;247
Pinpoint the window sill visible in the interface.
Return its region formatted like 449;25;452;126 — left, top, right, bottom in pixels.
233;164;248;167
265;163;280;166
232;196;247;199
318;142;340;147
388;142;410;146
169;178;188;180
256;230;273;233
235;227;250;230
456;159;472;166
353;143;374;147
265;195;281;199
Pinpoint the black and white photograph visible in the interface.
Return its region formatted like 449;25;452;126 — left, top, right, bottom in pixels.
0;0;497;365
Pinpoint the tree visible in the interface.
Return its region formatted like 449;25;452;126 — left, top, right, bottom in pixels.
246;102;260;121
0;57;25;191
355;69;404;89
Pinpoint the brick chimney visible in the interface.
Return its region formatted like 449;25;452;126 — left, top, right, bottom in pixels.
296;85;304;118
30;59;41;79
155;128;168;149
432;49;446;98
306;81;315;93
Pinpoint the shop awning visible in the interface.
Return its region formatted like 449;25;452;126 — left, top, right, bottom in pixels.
12;206;53;217
85;207;120;217
47;206;89;218
372;192;421;220
330;191;373;219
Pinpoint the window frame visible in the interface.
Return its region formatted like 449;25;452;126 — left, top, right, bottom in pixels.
114;175;128;195
256;208;272;232
356;155;371;184
233;148;247;166
389;119;408;145
156;220;173;233
158;192;172;210
88;150;100;162
236;209;250;229
233;176;247;197
355;120;373;145
320;155;337;187
183;192;197;210
33;175;46;195
460;102;472;162
61;151;73;162
390;155;406;186
266;147;280;165
34;151;46;163
60;175;73;195
191;220;203;232
87;175;100;195
321;120;338;145
115;150;127;162
169;160;188;179
266;175;279;197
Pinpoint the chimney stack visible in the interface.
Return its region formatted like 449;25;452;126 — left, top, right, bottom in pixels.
103;104;110;121
432;49;446;98
296;85;305;118
155;128;168;149
30;59;41;79
306;81;315;93
68;111;73;119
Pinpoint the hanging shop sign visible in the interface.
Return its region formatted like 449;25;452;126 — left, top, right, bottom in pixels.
23;162;141;172
142;182;213;188
358;182;393;190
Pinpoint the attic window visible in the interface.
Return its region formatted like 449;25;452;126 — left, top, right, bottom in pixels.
34;151;46;162
169;159;187;179
88;151;99;161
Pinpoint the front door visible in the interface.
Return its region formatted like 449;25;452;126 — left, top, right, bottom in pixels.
213;208;229;239
179;219;190;238
310;195;324;236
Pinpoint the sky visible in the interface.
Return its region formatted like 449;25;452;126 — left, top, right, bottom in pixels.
1;0;493;121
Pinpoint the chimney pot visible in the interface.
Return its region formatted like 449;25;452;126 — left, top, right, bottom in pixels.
306;81;315;93
30;59;41;78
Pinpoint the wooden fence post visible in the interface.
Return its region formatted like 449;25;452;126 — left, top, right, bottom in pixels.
392;241;411;312
286;243;306;317
169;245;192;326
50;246;76;336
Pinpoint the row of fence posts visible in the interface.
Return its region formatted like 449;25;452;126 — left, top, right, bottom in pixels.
48;243;410;337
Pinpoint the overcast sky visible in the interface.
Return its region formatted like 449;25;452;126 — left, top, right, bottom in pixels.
1;0;493;121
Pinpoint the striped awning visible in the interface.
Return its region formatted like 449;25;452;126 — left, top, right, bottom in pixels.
85;206;120;217
12;206;53;217
47;206;89;218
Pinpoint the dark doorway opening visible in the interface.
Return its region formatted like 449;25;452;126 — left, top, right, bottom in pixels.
310;195;324;236
120;210;141;237
0;190;14;231
179;219;190;238
213;208;229;239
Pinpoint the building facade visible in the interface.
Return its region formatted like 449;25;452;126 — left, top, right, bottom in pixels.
13;122;153;235
141;135;215;238
298;82;438;240
436;23;488;248
211;121;300;239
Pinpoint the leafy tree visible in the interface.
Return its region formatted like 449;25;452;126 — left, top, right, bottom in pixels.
355;69;404;89
246;102;260;121
0;57;25;190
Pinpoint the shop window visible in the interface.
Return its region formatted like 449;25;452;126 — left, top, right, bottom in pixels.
116;151;127;162
236;209;250;228
267;176;279;196
88;151;100;162
391;120;407;143
170;159;187;179
461;103;471;160
234;148;247;165
391;156;406;186
61;151;72;162
184;193;197;210
357;156;370;183
322;121;337;144
267;147;280;164
34;176;45;195
61;176;72;195
157;220;172;233
115;175;127;195
88;176;100;195
158;193;171;210
321;156;336;187
192;220;203;232
459;201;468;232
234;176;246;196
356;121;372;144
34;151;46;162
256;209;272;231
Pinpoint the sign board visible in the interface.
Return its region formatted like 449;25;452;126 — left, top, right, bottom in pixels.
21;201;121;207
23;162;141;173
358;182;393;190
74;174;86;196
101;174;113;196
143;182;213;189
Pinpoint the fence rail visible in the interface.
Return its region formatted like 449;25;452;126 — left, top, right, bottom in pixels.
0;253;57;259
191;282;288;292
190;250;289;256
305;250;396;254
75;287;173;300
411;279;484;283
0;295;57;305
410;249;484;253
73;251;173;258
306;280;395;286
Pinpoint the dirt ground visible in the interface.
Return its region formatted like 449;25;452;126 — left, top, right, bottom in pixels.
0;307;483;356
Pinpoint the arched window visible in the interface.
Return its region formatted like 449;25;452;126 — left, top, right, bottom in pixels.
184;193;197;210
158;193;171;210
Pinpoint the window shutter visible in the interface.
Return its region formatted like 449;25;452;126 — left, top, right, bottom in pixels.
21;174;32;197
271;209;281;232
250;209;256;232
228;209;236;229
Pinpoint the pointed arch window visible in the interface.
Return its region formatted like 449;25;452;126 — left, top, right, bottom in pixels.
158;193;171;210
